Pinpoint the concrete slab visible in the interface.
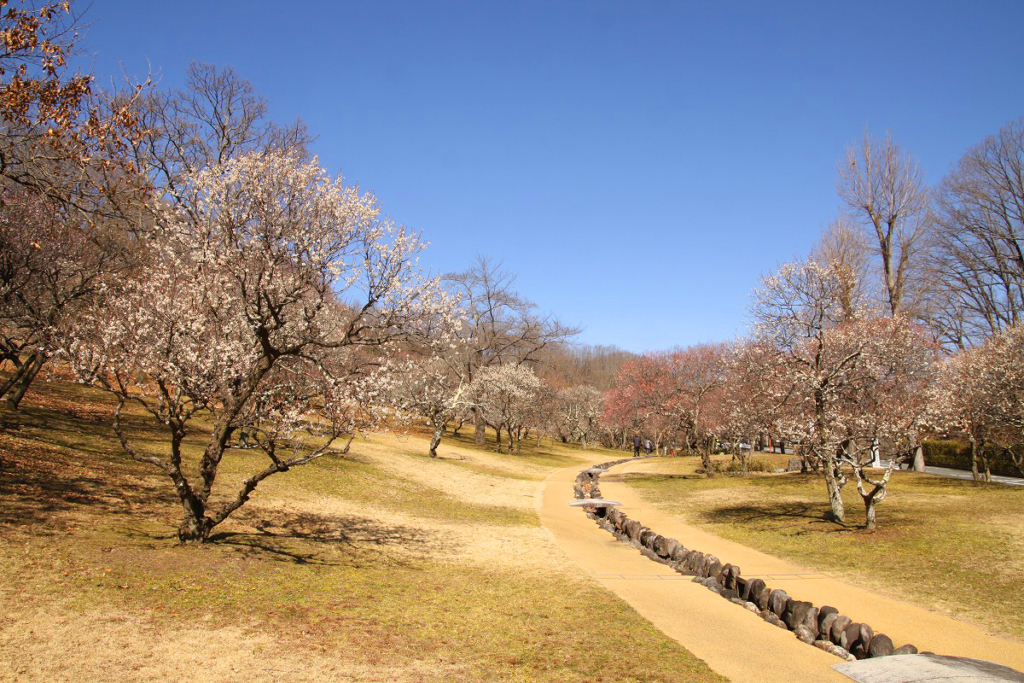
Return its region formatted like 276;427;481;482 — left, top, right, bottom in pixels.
835;654;1024;682
567;498;621;507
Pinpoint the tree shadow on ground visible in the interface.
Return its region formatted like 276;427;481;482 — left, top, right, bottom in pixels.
0;420;174;534
210;509;439;567
698;502;860;535
621;473;702;482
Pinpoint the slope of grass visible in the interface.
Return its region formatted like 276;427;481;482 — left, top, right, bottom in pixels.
625;454;1024;640
0;379;724;683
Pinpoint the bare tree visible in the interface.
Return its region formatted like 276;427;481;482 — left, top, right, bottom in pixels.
812;216;871;321
444;256;577;447
931;118;1024;346
125;62;311;209
838;131;929;317
548;343;635;392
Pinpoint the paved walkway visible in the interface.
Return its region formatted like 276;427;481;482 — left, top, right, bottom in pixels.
883;461;1024;486
537;456;1024;683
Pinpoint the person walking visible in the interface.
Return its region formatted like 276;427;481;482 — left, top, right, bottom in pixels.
643;437;653;456
632;435;642;457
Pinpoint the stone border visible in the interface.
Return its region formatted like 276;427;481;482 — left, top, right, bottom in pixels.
573;460;920;662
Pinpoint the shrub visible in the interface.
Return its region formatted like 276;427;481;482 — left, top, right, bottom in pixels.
922;440;1021;478
700;458;776;475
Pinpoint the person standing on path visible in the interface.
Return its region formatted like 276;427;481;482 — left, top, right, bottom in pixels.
644;437;653;456
633;435;642;457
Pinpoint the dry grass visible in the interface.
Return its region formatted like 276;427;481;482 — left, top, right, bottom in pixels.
0;379;723;683
625;454;1024;640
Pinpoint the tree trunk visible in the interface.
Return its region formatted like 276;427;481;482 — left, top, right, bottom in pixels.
700;440;715;479
970;437;990;482
5;351;46;410
863;492;878;530
0;354;31;401
970;436;979;480
177;508;212;543
473;407;486;447
429;426;443;458
823;453;846;523
911;444;925;472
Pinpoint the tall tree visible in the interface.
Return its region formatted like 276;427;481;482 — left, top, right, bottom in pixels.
750;258;866;522
125;61;311;211
444;256;577;447
837;131;929;317
932;118;1024;346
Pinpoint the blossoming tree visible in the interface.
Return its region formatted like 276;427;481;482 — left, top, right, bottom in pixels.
935;323;1024;479
468;364;541;454
69;151;450;542
750;256;938;527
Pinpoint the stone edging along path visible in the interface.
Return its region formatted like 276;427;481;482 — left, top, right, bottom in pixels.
573;459;919;663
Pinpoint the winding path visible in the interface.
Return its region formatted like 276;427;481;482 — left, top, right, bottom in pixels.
536;456;1024;683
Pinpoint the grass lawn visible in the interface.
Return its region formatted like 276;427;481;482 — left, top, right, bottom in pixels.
0;378;724;683
623;454;1024;641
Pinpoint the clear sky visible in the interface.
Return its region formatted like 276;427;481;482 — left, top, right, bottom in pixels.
78;0;1024;353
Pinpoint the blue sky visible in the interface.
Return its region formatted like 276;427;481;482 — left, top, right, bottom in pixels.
80;1;1024;353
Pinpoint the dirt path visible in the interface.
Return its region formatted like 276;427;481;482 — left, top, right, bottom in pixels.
537;456;1024;683
537;456;847;683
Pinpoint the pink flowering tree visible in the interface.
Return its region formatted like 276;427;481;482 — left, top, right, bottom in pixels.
602;355;673;451
660;344;730;474
68;151;450;543
935;324;1024;479
720;340;792;474
603;346;728;472
752;255;940;527
751;257;867;523
827;317;938;529
974;325;1024;476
